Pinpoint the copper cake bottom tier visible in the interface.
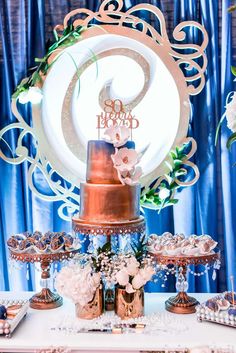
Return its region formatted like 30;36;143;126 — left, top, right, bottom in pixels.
72;216;145;236
79;182;140;222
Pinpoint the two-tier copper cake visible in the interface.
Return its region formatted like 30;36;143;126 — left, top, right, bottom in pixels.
72;140;145;237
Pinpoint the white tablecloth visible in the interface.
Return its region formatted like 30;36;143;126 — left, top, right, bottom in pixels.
0;292;235;353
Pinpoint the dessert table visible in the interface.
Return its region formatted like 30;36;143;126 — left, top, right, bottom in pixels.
0;292;235;353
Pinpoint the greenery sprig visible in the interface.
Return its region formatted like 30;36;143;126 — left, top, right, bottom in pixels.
140;142;193;212
12;24;84;98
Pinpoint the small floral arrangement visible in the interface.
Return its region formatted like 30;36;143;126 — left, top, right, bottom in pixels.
140;142;193;211
215;90;236;150
102;125;143;185
55;260;101;306
12;24;84;104
100;252;155;293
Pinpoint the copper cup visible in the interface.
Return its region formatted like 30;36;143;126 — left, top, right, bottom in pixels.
75;287;104;320
115;286;144;320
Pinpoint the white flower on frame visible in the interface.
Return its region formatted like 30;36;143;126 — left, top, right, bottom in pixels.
158;188;170;200
18;87;43;105
225;91;236;132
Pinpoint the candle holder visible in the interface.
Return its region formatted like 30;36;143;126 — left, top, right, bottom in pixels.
152;251;221;314
10;249;79;310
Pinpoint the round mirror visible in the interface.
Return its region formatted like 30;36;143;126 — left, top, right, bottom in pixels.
38;28;190;188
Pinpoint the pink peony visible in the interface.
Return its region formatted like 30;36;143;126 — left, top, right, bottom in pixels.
117;166;142;185
115;269;129;286
103;125;130;147
111;148;140;172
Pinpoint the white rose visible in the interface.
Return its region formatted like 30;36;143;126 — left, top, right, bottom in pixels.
139;266;155;282
18;87;43;104
159;188;170;200
125;282;136;293
225;92;236;132
116;269;129;286
132;273;146;290
125;256;139;276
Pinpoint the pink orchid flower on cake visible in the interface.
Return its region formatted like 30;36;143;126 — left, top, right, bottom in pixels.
103;125;130;147
111;147;140;172
117;166;142;186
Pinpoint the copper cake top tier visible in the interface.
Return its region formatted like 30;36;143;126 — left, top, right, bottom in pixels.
86;140;135;184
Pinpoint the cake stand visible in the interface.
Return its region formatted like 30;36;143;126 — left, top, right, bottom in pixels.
10;249;79;309
151;251;220;314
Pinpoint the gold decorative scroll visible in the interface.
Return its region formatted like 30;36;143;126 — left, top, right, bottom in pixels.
58;0;208;96
0;0;208;220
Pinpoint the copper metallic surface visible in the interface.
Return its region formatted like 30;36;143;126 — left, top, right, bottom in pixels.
75;287;104;319
115;286;144;320
80;182;140;222
150;251;220;267
10;249;79;310
72;216;145;236
86;140;135;184
165;292;199;314
86;141;120;184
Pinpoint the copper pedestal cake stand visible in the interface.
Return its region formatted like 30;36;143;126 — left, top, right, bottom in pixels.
152;251;220;314
10;249;79;309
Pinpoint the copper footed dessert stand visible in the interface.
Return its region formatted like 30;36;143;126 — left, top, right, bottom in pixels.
152;251;220;314
10;249;79;310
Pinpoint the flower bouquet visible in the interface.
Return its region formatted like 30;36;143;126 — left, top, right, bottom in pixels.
100;252;154;319
55;255;103;319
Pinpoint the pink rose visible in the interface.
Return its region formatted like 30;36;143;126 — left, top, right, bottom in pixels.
103;125;130;147
125;256;139;276
125;282;136;293
132;273;146;290
116;269;129;286
111;148;140;172
139;266;155;282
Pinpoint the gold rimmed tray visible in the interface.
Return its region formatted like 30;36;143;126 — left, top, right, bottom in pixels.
151;251;220;266
9;248;79;263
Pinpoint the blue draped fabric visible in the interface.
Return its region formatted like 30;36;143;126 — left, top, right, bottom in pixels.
0;0;235;293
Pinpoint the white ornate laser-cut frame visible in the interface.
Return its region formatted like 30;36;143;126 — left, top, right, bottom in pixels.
0;0;208;220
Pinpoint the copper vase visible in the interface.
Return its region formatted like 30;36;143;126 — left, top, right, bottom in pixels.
115;286;144;320
75;287;104;320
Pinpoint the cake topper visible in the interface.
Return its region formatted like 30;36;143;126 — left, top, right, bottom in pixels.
97;99;139;140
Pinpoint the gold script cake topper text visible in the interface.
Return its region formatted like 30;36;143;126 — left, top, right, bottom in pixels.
97;99;139;139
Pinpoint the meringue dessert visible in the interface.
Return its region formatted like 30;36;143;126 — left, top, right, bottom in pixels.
7;231;79;254
197;294;236;327
147;232;218;256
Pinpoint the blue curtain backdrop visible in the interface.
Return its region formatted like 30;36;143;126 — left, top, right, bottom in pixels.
0;0;235;293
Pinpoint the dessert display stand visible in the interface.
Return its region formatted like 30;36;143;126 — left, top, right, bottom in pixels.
152;251;221;314
9;249;79;309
